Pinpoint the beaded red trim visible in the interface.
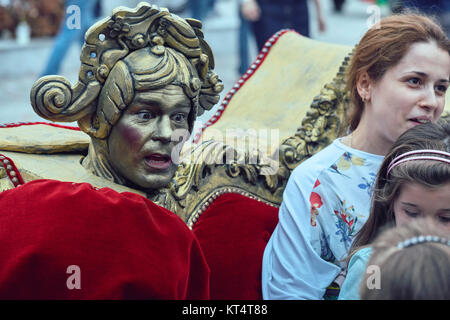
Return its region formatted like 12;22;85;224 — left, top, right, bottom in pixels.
0;122;80;131
193;29;296;144
0;154;25;188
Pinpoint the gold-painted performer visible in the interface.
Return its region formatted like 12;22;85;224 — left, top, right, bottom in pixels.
31;1;222;196
0;2;223;299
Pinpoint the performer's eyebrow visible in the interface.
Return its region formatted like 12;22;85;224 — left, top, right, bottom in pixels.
133;95;191;110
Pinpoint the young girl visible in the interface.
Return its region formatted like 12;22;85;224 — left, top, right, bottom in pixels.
262;14;450;300
360;218;450;300
339;120;450;300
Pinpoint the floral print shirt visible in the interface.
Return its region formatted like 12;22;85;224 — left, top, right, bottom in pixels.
262;138;383;299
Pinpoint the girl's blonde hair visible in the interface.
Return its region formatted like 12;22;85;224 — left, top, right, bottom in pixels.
361;218;450;300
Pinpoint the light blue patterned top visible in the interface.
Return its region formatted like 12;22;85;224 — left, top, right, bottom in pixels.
338;247;373;300
262;138;383;299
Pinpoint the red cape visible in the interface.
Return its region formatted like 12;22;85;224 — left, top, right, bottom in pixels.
0;179;210;299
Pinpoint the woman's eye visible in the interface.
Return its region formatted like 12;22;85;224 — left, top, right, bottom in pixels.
172;113;187;123
435;84;448;94
137;111;153;121
407;78;421;86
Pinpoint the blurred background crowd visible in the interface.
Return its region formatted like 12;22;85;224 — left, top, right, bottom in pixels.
0;0;449;125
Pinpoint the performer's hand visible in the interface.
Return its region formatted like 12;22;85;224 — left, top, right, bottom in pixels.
241;0;261;22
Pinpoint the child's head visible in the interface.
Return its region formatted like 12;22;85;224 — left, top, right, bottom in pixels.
360;218;450;300
352;120;450;248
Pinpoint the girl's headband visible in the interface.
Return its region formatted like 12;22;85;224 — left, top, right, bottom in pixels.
397;235;450;249
386;149;450;178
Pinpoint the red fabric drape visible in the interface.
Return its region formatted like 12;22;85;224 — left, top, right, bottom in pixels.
0;179;210;299
193;193;279;299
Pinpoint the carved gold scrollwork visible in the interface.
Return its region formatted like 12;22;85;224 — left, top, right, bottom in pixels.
279;53;353;171
30;76;101;123
30;2;222;140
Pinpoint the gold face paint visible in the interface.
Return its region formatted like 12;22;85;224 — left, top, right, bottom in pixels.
107;85;191;192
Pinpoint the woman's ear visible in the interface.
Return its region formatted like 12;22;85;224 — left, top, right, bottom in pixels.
356;71;372;103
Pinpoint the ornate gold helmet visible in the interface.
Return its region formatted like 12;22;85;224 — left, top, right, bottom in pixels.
31;2;223;138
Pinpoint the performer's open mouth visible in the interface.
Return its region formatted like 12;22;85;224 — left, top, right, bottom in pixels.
145;153;172;170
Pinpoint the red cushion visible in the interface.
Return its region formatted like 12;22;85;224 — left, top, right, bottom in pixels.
0;179;210;299
192;193;279;299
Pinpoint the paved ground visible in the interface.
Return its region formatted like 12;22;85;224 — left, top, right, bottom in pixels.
0;0;380;126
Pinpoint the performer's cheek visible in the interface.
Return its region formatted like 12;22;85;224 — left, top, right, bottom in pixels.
119;125;144;151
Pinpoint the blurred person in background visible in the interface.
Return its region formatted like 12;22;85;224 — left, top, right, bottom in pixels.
188;0;216;21
333;0;345;12
40;0;100;76
238;0;254;75
241;0;326;51
400;0;450;38
0;0;66;39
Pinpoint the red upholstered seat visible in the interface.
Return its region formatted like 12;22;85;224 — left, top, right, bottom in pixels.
192;193;279;300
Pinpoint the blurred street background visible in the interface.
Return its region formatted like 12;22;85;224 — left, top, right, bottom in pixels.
0;0;445;127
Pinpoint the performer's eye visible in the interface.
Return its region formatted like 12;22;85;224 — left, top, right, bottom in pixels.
137;111;154;121
171;112;188;123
